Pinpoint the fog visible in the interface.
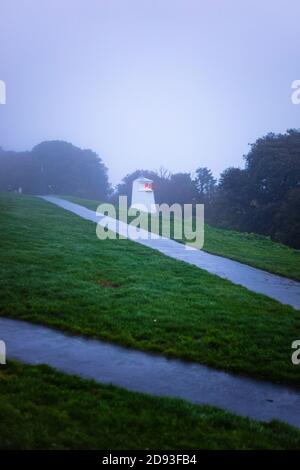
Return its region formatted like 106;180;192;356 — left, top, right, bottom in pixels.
0;0;300;184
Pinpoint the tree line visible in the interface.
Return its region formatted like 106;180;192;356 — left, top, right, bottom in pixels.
0;141;111;201
0;130;299;248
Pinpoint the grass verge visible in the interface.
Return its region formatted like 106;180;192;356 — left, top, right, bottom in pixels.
1;192;300;387
1;361;300;450
63;195;300;281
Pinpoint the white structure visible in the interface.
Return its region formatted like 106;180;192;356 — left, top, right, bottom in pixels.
131;176;156;213
0;340;6;365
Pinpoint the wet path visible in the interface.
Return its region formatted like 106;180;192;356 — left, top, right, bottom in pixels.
1;317;300;428
40;196;300;309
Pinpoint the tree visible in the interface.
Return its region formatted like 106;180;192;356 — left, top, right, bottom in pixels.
167;173;196;205
210;129;300;248
194;167;217;204
210;167;250;230
245;130;300;205
0;141;112;200
274;188;300;248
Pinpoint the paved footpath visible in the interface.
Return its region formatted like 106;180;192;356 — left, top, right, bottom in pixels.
40;196;300;309
1;317;300;429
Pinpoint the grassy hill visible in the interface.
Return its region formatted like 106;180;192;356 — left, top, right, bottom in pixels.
1;192;299;388
62;195;300;281
1;361;300;450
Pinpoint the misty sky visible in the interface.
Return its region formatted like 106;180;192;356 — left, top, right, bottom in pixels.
0;0;300;185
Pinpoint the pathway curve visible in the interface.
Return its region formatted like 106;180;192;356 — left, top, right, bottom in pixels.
40;196;300;309
1;317;300;429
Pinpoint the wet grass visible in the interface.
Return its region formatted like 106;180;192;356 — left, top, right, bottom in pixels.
63;195;300;281
1;361;300;450
0;192;300;387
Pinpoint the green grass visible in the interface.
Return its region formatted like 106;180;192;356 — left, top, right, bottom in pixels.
63;195;300;281
1;192;300;387
1;361;300;450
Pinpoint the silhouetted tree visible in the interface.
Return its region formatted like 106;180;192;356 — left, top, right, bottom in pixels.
0;141;111;200
211;130;300;248
194;167;217;206
167;172;196;205
273;188;300;247
210;167;250;230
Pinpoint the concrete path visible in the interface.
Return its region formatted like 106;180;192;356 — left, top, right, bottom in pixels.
40;196;300;309
1;317;300;428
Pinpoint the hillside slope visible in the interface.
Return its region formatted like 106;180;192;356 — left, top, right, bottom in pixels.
1;192;299;387
1;361;300;450
62;195;300;281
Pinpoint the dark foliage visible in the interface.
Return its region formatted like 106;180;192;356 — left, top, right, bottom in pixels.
1;129;299;248
210;130;300;248
115;168;197;206
0;141;111;200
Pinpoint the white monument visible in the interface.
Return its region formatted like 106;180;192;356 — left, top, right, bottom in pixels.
0;340;6;365
131;176;156;213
